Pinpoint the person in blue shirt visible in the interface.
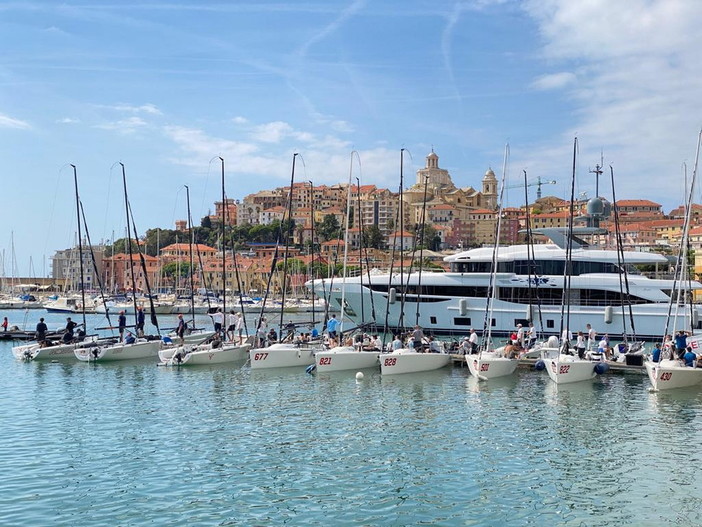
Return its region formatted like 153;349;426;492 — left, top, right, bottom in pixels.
327;314;339;339
675;330;689;359
683;347;697;367
651;343;661;363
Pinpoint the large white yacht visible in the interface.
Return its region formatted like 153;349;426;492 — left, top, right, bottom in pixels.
307;227;702;341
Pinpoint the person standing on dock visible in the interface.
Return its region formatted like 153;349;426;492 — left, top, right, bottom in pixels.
136;306;145;337
35;317;47;344
118;310;127;342
586;323;597;351
1;317;7;332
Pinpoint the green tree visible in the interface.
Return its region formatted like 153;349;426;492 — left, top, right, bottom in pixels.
362;225;384;249
318;214;341;242
162;261;192;278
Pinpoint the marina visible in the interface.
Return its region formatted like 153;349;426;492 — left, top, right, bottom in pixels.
2;322;702;526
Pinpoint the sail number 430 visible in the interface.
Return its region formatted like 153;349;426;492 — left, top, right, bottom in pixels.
660;372;673;381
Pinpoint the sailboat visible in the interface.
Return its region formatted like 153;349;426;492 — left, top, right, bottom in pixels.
14;165;116;361
378;149;450;375
543;140;609;384
250;153;326;370
467;145;519;380
76;163;162;362
646;130;702;391
159;162;250;366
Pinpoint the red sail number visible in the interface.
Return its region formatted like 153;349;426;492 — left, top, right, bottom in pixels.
660;372;673;381
253;352;268;361
384;357;397;367
319;357;332;366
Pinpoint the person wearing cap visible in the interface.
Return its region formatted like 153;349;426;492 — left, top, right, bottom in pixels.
468;328;479;354
459;336;471;355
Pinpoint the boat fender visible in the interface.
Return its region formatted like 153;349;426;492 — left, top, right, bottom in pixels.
305;364;316;375
604;306;613;324
459;298;468;316
389;288;397;304
162;336;172;344
534;359;546;371
594;362;609;375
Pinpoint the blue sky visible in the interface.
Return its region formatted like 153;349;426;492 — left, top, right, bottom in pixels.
1;0;701;277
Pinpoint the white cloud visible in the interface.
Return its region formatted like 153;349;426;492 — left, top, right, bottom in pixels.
101;103;162;115
251;121;294;143
0;113;30;129
519;0;702;209
232;116;248;124
95;116;148;134
57;117;80;124
531;71;576;91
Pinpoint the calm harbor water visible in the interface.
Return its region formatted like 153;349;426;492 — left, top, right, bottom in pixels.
1;312;702;526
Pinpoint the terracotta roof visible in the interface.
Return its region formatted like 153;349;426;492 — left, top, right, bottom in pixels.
161;243;216;253
615;199;662;207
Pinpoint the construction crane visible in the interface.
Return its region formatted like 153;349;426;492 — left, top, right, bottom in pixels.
506;176;556;200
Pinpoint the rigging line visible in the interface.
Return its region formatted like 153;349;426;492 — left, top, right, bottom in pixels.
383;190;401;339
80;201;112;327
414;174;430;327
355;176;365;326
70;165;87;331
278;153;298;338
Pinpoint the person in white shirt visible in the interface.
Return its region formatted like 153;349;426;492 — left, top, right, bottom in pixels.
226;310;237;342
235;312;244;343
527;323;537;348
561;328;572;343
586;323;597;351
210;308;225;338
516;324;525;347
460;337;471;355
428;336;442;353
373;335;382;350
575;331;586;359
468;329;479;354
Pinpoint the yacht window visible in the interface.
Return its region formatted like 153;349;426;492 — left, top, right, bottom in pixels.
547;320;555;328
430;316;437;324
454;317;471;326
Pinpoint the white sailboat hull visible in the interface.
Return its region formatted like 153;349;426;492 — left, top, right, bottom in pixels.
645;360;702;391
75;340;161;362
315;347;380;372
249;343;321;369
379;349;450;375
466;353;519;380
159;343;251;366
545;355;597;384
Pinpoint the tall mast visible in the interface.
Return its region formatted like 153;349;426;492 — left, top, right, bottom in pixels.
278;153;297;338
71;165;87;330
340;152;354;334
398;148;406;330
219;157;227;317
185;185;196;327
120;163;139;323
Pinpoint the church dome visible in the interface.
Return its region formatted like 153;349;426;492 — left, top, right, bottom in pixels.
483;168;496;179
427;151;438;159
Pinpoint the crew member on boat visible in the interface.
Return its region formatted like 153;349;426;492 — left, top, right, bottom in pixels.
516;324;525;347
586;324;597;351
1;317;7;332
683;346;698;367
527;323;537;349
675;330;690;359
136;306;145;337
63;317;77;344
469;328;479;354
35;317;47;344
576;331;586;359
651;342;662;363
118;311;127;342
210;308;224;337
327;314;339;339
412;325;424;350
392;334;403;351
226;310;237;342
176;314;187;344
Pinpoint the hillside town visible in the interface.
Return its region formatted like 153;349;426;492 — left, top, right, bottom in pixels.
36;150;701;296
